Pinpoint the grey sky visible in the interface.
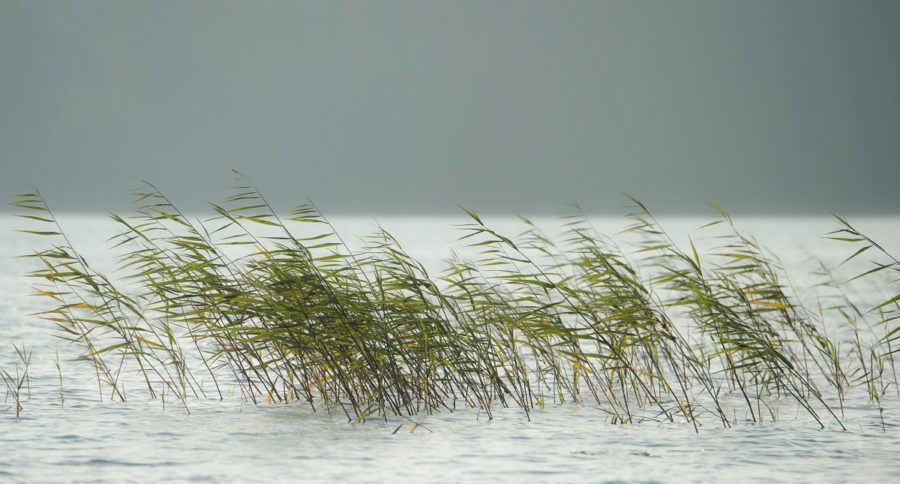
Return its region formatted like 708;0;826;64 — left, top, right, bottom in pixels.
1;0;898;215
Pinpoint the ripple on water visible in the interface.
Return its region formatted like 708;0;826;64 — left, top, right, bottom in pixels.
53;458;181;468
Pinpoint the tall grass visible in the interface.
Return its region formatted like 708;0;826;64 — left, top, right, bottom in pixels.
10;179;898;429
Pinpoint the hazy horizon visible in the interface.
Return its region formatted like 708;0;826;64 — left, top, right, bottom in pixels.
2;1;899;215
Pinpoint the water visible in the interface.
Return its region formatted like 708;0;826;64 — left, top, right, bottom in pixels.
2;214;899;482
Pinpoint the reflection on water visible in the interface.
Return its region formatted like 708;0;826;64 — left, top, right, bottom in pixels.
2;215;899;482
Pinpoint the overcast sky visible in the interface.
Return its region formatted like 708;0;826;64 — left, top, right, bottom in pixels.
1;0;898;215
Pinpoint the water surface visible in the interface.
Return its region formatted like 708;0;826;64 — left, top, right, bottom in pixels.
2;215;898;482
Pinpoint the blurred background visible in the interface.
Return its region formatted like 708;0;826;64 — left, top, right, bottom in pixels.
1;0;898;215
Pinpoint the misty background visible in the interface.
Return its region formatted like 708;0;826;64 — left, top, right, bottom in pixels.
1;0;898;215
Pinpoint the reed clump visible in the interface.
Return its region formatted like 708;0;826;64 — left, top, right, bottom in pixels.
11;178;898;429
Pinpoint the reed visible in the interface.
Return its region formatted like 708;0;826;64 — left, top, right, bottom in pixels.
1;344;32;417
54;350;64;408
10;179;897;429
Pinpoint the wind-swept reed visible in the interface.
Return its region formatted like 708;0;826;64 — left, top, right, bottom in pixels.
11;178;898;429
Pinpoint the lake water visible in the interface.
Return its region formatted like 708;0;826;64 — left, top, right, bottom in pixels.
1;214;899;482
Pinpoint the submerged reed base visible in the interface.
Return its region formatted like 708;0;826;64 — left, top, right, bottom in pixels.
10;178;899;431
